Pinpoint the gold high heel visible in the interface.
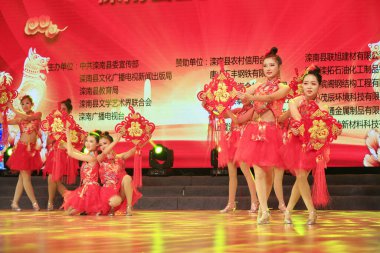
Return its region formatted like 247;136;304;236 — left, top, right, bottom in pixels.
32;202;40;211
126;206;133;216
248;201;259;214
47;202;54;211
307;210;317;225
258;210;270;225
220;202;236;213
11;202;21;212
284;210;292;224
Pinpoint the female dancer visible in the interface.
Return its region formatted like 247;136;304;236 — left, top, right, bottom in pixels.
282;66;330;225
219;97;260;213
98;131;143;216
44;99;79;210
62;129;101;215
4;95;43;211
236;47;290;224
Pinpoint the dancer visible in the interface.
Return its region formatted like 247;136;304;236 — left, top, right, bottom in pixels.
44;99;79;211
3;95;43;211
98;131;143;216
62;129;101;215
236;47;290;224
282;66;335;225
219;97;260;213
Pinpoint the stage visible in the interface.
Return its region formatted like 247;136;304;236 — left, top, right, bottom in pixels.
0;210;379;253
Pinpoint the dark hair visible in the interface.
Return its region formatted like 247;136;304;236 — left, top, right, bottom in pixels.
61;98;73;114
88;130;102;143
20;95;33;104
264;47;282;65
304;66;322;84
100;131;114;143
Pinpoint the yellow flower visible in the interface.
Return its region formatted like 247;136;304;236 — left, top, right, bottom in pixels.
309;120;329;140
128;122;143;137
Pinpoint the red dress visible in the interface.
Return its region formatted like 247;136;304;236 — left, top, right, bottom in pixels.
99;152;142;215
218;105;253;167
43;138;79;185
62;159;101;215
7;117;43;171
280;97;330;172
234;80;285;170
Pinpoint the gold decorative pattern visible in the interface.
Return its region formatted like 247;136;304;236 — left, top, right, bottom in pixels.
0;92;8;104
128;121;143;137
309;120;329;140
214;81;230;102
51;118;64;133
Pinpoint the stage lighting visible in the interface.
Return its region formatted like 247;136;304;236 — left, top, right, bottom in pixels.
148;144;173;176
3;146;14;170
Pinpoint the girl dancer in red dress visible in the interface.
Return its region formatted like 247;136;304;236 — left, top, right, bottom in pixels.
4;95;43;211
62;130;101;215
282;66;330;225
236;47;290;224
44;99;79;211
219;97;260;213
98;132;143;216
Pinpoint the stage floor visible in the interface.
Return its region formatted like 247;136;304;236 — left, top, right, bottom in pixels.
0;210;379;253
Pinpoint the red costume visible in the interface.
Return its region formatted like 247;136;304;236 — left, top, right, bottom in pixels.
43;139;79;185
99;152;142;215
62;158;101;215
218;104;253;166
7;115;43;171
234;79;285;170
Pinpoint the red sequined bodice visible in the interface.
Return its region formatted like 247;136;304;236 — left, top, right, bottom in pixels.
253;79;285;118
99;152;126;187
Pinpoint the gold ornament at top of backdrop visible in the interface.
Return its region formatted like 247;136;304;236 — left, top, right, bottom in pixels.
25;15;68;39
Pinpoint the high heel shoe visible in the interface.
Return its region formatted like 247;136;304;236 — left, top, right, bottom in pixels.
47;202;54;211
220;202;236;213
258;210;270;225
284;210;292;224
32;202;40;211
307;210;317;225
248;202;259;213
126;206;133;216
278;203;287;212
11;202;21;212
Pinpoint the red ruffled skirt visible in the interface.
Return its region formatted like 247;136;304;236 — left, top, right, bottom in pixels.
7;142;43;172
44;148;78;184
100;179;142;215
62;183;101;215
280;135;318;173
234;121;284;171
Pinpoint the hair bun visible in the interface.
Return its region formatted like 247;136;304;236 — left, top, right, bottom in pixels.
103;131;110;136
269;47;278;55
